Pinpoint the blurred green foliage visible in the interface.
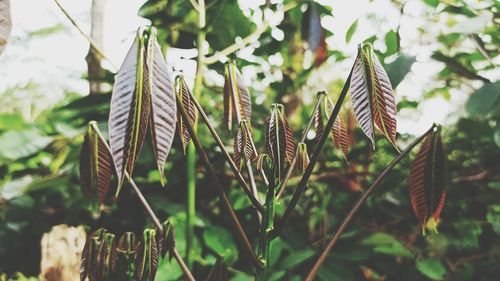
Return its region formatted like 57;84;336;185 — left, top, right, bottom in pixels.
0;0;499;280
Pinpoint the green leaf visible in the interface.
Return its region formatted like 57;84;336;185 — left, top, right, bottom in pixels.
416;259;447;280
494;126;500;148
385;54;416;89
345;19;358;44
465;81;500;118
486;205;500;235
202;226;238;264
0;129;52;160
279;248;315;269
361;233;414;258
422;0;439;7
384;29;398;56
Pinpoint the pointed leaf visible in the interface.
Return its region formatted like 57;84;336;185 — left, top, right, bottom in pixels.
157;221;175;260
80;228;107;281
146;27;176;186
296;143;310;174
233;120;257;170
266;104;295;181
326;98;349;159
135;229;159;281
109;27;150;193
409;125;447;234
345;18;359;44
175;75;196;154
95;233;115;280
223;61;252;130
314;99;325;142
79;121;113;204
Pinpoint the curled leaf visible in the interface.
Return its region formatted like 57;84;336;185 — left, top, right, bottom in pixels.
409;125;447;235
79;121;113;205
233;120;258;171
350;43;397;149
326;97;349;160
296;143;310;174
223;60;252;130
175;75;196;154
265;104;295;181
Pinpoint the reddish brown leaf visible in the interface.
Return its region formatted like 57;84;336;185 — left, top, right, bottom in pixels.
175;75;196;154
326;97;349;160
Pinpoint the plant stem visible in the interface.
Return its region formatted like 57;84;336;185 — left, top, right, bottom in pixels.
276;92;325;199
176;95;264;269
271;69;353;238
125;174;196;281
304;124;438;281
186;88;264;212
186;0;206;268
256;178;276;280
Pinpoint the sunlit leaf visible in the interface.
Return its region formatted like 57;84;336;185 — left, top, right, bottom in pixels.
265;104;295;181
80;121;113;204
409;125;447;235
350;43;397;149
175;75;196;154
223;60;252;130
296;143;310;174
146;27;176;186
109;27;151;193
345;18;358;44
0;0;12;56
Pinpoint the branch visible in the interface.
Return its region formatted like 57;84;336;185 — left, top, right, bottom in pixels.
125;174;196;281
176;95;264;269
53;0;118;72
271;69;353;238
203;2;298;65
185;84;264;212
276;92;326;199
304;124;439;281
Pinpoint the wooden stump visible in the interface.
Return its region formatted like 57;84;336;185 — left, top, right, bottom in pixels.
39;225;86;281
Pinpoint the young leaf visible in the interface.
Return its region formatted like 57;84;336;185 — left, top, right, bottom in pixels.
146;27;176;186
206;256;229;281
233;120;258;171
265;104;295;181
157;221;175;260
95;232;116;281
79;121;113;204
109;27;150;193
350;43;397;149
326;97;349;160
135;229;159;281
117;232;138;256
257;154;272;183
0;0;12;56
175;75;196;154
80;228;107;281
408;125;447;235
296;143;310;174
313;98;325;141
223;60;252;130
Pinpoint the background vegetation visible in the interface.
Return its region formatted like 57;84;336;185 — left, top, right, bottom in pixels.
0;0;499;280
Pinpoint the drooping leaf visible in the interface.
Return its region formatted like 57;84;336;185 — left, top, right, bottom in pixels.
117;232;139;256
0;0;12;56
206;256;229;281
80;228;107;281
223;60;252;130
350;43;397;149
385;54;416;89
257;154;272;183
313;98;325;141
135;229;159;281
326;97;350;160
95;232;116;281
157;221;175;260
233;120;258;171
175;75;196;154
109;27;151;193
79;121;113;204
146;27;176;186
409;125;447;235
265;104;295;181
296;143;310;174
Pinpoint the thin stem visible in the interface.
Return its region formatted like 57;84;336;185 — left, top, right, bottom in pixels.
53;0;118;72
305;124;438;281
125;174;196;281
203;2;298;65
187;88;264;212
271;69;353;238
176;96;264;269
276;92;325;199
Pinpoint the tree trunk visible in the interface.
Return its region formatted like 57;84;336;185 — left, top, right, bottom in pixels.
85;0;106;95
